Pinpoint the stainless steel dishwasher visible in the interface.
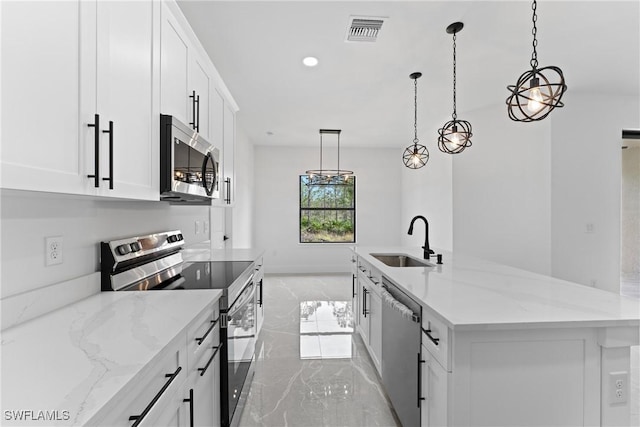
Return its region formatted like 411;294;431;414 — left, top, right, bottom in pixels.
381;277;422;427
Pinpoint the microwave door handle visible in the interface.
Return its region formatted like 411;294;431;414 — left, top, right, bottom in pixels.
202;152;214;196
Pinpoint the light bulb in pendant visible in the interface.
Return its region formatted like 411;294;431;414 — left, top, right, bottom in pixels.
527;86;544;112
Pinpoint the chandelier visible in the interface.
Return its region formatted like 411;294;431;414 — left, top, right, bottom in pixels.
305;129;353;184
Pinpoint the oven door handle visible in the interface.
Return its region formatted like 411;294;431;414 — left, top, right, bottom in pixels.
227;278;256;318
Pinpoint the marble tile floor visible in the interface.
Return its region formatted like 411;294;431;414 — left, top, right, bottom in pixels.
238;274;400;427
239;274;640;427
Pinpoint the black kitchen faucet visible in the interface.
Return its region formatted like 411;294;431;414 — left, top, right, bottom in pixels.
408;215;435;260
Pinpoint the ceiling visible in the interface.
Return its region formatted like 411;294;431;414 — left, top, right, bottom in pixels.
177;1;640;148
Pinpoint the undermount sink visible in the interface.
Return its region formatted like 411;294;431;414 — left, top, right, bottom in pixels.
370;253;435;268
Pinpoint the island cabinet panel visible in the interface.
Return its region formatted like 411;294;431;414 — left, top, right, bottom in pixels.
421;339;449;427
450;328;601;427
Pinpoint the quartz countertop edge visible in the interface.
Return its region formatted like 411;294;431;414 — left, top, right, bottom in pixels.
1;288;223;427
182;242;265;262
353;246;640;331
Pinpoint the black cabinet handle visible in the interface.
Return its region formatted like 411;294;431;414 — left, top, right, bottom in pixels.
102;120;114;189
189;90;198;131
195;318;218;345
198;344;222;377
362;287;369;317
422;327;440;346
418;353;426;408
129;366;182;426
352;274;356;298
195;94;200;132
225;178;231;203
183;388;194;427
87;114;100;187
258;279;263;307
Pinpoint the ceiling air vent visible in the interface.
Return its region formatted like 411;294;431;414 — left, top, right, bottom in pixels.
346;16;386;42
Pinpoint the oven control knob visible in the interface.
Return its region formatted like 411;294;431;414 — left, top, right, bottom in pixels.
116;244;131;256
168;235;178;243
177;234;183;241
130;242;142;252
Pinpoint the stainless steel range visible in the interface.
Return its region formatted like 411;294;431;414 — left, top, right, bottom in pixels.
101;230;256;427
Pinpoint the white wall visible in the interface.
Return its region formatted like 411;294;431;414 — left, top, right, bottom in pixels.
400;123;454;253
621;146;639;282
452;103;552;275
230;123;254;248
253;146;402;273
551;92;640;292
0;190;211;298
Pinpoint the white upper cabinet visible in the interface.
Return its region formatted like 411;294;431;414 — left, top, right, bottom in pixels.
1;1;90;195
160;3;190;124
1;0;159;200
93;0;159;200
160;2;214;141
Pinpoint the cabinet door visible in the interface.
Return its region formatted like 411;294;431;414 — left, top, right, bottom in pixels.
358;283;370;344
1;0;93;195
160;3;190;123
222;102;235;205
369;290;382;371
95;0;158;200
421;345;448;427
190;349;221;427
190;54;211;140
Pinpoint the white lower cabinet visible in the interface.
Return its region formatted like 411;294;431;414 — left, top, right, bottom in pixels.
185;301;221;427
421;341;449;427
356;259;383;373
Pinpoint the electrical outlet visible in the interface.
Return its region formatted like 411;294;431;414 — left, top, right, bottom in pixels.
195;220;201;235
45;236;63;266
203;220;209;234
585;223;595;234
609;371;628;404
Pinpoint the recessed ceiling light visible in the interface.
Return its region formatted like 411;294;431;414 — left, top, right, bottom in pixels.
302;56;319;67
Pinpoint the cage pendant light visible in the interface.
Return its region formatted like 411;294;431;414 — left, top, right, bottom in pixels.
305;129;354;185
403;72;429;169
506;0;567;122
438;22;472;155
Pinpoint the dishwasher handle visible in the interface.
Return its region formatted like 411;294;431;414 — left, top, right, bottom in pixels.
381;287;420;323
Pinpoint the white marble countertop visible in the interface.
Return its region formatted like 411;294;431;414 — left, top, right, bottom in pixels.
182;241;265;263
354;246;640;331
0;289;222;426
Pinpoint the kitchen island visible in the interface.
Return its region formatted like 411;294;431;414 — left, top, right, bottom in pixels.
352;246;639;427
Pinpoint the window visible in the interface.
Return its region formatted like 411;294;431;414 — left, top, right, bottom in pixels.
299;175;355;243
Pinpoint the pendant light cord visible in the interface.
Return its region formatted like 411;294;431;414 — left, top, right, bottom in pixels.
413;77;419;145
452;31;457;120
530;0;539;70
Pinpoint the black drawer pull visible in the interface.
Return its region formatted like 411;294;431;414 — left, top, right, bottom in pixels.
87;114;100;187
195;318;218;345
422;327;440;346
129;366;182;426
198;344;222;377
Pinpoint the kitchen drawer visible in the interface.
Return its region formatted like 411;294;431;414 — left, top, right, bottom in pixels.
187;302;220;369
421;308;450;371
93;336;187;427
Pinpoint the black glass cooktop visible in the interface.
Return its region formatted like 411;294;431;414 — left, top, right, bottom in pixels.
180;261;253;291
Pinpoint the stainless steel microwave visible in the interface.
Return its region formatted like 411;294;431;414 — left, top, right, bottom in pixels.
160;114;220;204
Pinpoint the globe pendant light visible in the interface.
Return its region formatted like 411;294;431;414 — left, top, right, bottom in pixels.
403;72;429;169
305;129;354;184
438;22;472;154
506;0;567;122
